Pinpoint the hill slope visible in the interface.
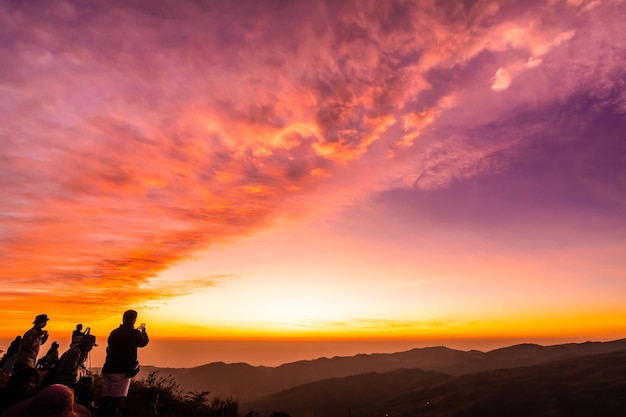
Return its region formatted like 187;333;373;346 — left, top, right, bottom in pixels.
140;338;626;399
242;349;626;417
141;345;473;398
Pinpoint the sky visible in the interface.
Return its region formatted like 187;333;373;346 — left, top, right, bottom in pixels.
1;0;625;368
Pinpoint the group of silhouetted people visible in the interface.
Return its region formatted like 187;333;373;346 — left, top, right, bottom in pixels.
0;310;149;417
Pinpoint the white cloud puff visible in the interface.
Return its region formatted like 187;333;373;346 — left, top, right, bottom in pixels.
491;67;512;91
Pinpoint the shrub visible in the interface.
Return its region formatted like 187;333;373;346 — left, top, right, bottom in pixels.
113;371;239;417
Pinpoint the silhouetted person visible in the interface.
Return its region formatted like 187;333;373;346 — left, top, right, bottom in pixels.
0;384;89;417
70;324;91;349
14;314;49;371
36;341;59;370
55;335;98;412
98;309;149;417
0;366;40;414
1;336;22;374
72;324;85;340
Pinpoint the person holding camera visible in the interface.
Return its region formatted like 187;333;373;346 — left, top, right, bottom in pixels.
14;314;50;371
55;334;98;412
98;309;149;417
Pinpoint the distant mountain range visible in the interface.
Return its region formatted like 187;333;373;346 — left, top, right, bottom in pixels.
138;338;626;406
243;349;626;417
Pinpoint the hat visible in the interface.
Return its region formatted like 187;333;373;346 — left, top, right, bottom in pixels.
0;384;89;417
33;314;49;324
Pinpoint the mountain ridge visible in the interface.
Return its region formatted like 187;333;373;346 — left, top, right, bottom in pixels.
137;338;626;400
241;349;626;417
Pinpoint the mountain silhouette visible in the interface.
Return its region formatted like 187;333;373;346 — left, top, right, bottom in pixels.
138;338;626;400
242;349;626;417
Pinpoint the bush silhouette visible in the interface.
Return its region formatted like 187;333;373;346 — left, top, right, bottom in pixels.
120;371;239;417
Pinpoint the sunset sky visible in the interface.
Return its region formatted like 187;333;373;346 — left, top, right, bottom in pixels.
1;0;625;368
